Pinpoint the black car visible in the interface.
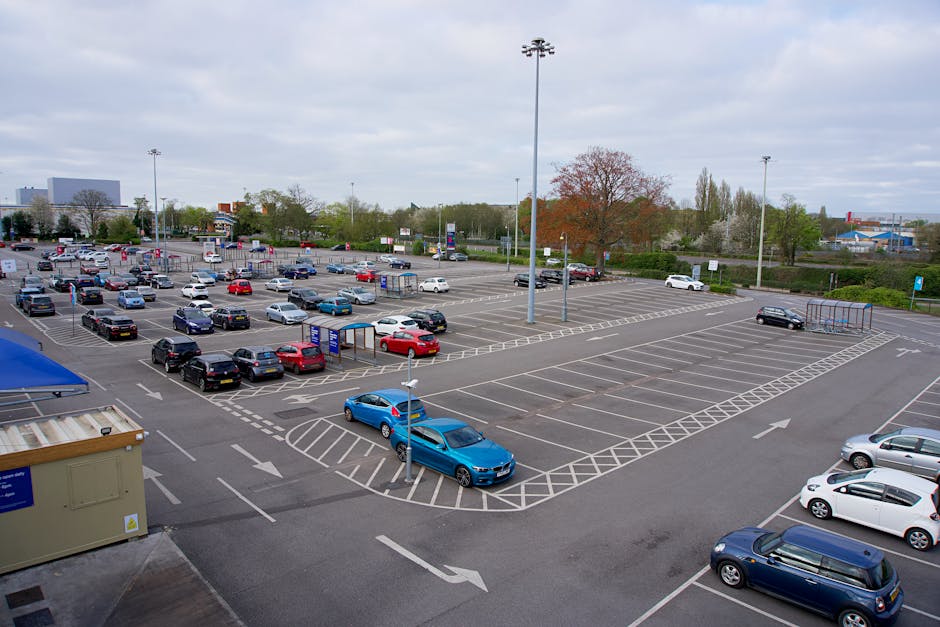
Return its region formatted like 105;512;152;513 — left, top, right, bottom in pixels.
51;275;78;292
151;275;174;289
389;258;411;269
98;315;138;340
282;265;309;279
330;243;347;251
756;306;804;330
24;294;55;317
211;306;251;330
513;273;547;289
232;346;284;381
75;274;96;288
78;286;104;305
407;309;448;333
11;242;35;251
539;269;573;284
81;307;116;332
127;264;152;276
288;288;323;310
151;336;202;372
117;273;139;286
37;260;54;271
180;354;241;391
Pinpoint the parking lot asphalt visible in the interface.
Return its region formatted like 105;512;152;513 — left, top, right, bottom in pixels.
2;243;939;626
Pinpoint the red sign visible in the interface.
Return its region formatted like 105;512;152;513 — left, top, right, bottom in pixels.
154;248;161;259
121;251;128;261
237;241;243;250
345;242;351;251
268;246;274;255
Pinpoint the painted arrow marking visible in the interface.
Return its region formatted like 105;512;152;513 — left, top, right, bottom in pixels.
135;382;163;401
753;419;791;440
704;311;724;316
283;394;324;404
586;333;618;342
142;465;181;504
895;348;922;358
376;535;487;592
231;444;283;478
3;321;13;328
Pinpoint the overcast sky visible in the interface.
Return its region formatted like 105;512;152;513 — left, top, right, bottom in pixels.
1;0;938;220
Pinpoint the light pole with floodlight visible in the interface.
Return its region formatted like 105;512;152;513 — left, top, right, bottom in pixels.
350;182;355;225
147;149;161;269
506;226;511;271
521;37;554;324
561;232;569;322
437;204;443;269
514;177;520;257
756;155;771;289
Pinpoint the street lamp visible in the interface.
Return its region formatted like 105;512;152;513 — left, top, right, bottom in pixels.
350;182;355;225
437;204;443;269
506;226;511;271
147;149;161;269
560;232;569;322
756;155;771;289
514;177;520;257
401;373;418;483
521;37;554;324
160;197;167;246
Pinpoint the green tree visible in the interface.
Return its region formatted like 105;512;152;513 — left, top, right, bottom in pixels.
768;194;821;265
133;196;153;236
11;210;34;237
30;196;55;239
55;213;80;239
107;214;138;242
96;221;110;240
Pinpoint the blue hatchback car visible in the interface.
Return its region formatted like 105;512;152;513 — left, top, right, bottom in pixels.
318;297;353;316
173;307;215;335
711;525;903;627
117;290;146;309
388;418;516;487
343;389;427;439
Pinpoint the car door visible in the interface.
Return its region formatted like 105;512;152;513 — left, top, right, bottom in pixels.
232;349;248;374
411;426;452;474
750;542;827;612
154;339;168;362
351;394;381;428
909;438;940;481
833;481;885;528
879;485;921;538
874;436;920;472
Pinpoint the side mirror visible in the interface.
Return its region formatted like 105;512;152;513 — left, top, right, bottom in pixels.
880;442;892;450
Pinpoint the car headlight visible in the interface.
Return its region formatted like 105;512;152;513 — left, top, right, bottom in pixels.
806;483;819;492
471;466;487;472
713;542;725;553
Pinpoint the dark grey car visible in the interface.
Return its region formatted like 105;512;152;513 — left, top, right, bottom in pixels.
232;345;285;381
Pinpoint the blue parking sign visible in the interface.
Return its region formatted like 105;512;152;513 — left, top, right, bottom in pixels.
310;325;319;345
328;329;339;355
380;275;387;289
914;275;924;291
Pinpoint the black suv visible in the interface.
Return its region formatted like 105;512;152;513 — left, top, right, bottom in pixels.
151;336;202;372
211;306;251;330
78;286;104;305
539;269;572;284
24;294;55;317
232;346;284;381
407;309;448;333
288;287;323;310
755;306;804;330
513;273;546;289
180;354;241;391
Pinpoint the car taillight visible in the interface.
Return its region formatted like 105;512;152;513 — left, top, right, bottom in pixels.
391;406;400;417
130;325;137;331
875;596;885;612
931;512;939;521
253;361;260;367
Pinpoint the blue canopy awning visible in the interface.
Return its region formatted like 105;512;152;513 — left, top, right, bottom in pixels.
0;334;89;407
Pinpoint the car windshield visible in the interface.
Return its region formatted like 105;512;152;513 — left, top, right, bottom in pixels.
280;304;299;311
394;399;425;413
124;291;140;298
783;308;802;318
301;347;322;357
754;531;783;556
827;469;872;484
299;289;317;296
443;425;484;448
186;309;209;320
870;429;903;443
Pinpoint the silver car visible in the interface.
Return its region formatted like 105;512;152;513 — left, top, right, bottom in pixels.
841;427;940;483
337;286;376;305
265;302;308;325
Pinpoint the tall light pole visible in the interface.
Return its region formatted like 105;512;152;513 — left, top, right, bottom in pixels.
560;232;569;322
506;225;511;271
402;368;418;484
350;182;355;225
160;196;167;257
437;204;442;269
147;149;161;268
521;37;554;324
755;155;771;289
514;177;520;257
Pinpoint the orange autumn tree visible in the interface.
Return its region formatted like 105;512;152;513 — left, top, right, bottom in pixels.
547;147;671;272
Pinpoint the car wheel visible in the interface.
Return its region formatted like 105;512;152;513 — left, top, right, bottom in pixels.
687;285;694;291
665;282;672;288
906;527;933;551
717;560;745;589
395;442;408;462
381;423;392;439
455;466;473;488
343;407;354;422
381;342;389;352
267;314;272;321
756;317;765;325
407;348;416;359
292;363;300;374
585;276;592;282
808;498;832;520
186;326;193;335
513;280;520;286
433;287;440;293
849;453;872;470
152;352;158;364
224;320;230;330
199;377;208;392
332;309;337;316
418;285;424;292
838;609;872;627
247;370;255;382
787;322;796;330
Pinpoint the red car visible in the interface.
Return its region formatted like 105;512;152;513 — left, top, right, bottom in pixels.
227;279;253;295
104;277;129;291
356;269;379;283
379;329;439;358
275;342;326;374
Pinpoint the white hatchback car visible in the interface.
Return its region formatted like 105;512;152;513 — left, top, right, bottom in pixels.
664;274;704;291
418;277;449;293
180;283;209;299
191;271;216;286
371;315;418;336
203;252;223;263
188;300;215;316
800;467;940;551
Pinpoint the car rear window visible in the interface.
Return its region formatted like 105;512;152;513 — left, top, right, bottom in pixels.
429;313;445;322
32;296;52;304
301;347;322;357
868;559;895;590
395;399;424;413
229;308;248;315
418;334;435;342
257;351;276;360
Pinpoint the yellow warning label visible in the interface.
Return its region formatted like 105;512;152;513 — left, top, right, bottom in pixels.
124;513;139;533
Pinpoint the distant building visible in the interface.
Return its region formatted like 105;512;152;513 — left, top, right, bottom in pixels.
16;187;48;205
48;177;121;206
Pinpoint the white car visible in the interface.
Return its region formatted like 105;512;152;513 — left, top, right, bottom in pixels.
418;277;449;293
180;283;209;299
372;315;418;336
191;271;216;286
352;260;376;271
265;278;294;292
545;257;562;266
664;274;704;291
51;252;76;262
188;300;215;316
203;252;223;263
800;467;940;551
266;302;309;324
378;254;394;263
94;258;110;269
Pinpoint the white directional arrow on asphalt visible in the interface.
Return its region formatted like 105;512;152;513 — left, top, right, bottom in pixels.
283;394;323;404
231;444;283;478
895;348;922;358
143;465;181;505
376;535;487;592
136;382;163;401
704;311;724;316
586;333;618;342
753;419;791;440
3;321;13;328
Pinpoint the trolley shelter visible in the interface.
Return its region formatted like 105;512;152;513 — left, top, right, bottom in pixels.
805;298;873;334
302;316;376;367
378;271;419;299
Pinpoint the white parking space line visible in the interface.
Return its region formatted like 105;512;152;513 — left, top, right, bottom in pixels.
678;336;735;351
580;359;648;377
569;404;665;426
745;347;817;362
902;409;940;419
495;425;591;454
492;380;563;402
458;389;526;412
903;604;940;622
421;400;489;425
604;353;673;370
696;363;773;381
601;394;694;414
716;357;794;372
692;581;799;626
629;383;721;403
625;347;693;364
523;373;594;392
655;341;714;359
657;377;740;395
552;365;623;385
217;477;276;523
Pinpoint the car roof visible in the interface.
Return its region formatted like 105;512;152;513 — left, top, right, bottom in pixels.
891;427;940;440
781;525;884;567
237;345;275;353
421;417;469;431
859;467;939;492
198;353;234;363
368;389;415;402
